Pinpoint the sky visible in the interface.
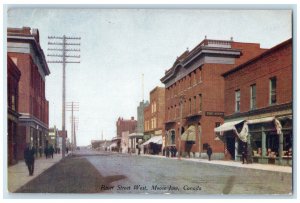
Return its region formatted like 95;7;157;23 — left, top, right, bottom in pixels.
6;8;292;146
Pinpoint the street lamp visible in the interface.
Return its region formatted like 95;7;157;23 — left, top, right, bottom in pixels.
178;95;185;160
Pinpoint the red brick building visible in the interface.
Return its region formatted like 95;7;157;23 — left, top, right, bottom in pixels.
143;87;165;154
144;87;165;138
7;27;50;159
116;117;137;138
161;38;266;159
217;38;292;165
7;56;21;165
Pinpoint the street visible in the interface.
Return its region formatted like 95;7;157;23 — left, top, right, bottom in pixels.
17;149;292;194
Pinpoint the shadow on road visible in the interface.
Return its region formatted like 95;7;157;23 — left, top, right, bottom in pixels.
16;155;126;193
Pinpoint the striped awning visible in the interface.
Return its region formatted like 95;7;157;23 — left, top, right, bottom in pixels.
214;120;244;133
181;125;196;141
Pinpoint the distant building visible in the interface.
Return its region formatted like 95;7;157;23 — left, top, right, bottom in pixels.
7;56;21;165
116;117;137;138
136;100;149;134
7;27;50;160
161;38;266;159
217;38;292;165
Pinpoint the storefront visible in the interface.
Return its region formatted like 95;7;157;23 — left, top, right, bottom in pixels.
215;115;292;166
142;135;162;155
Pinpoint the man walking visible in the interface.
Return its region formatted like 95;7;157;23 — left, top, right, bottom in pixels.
24;144;35;176
207;145;213;161
242;144;248;164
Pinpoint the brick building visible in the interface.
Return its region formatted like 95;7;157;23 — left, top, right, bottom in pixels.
7;27;50;159
116;117;137;137
143;87;165;154
160;38;266;159
216;38;292;165
144;87;165;139
7;56;21;165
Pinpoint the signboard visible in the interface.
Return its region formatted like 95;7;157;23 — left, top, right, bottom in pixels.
205;111;224;117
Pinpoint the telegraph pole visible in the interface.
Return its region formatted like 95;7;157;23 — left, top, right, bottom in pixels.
47;35;80;158
66;102;79;151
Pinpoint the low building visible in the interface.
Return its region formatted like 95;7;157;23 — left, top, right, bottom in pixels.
216;38;292;165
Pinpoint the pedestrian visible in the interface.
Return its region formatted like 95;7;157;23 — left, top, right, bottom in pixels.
44;147;49;159
207;145;213;161
49;145;54;158
66;147;69;154
24;144;35;176
242;144;248;164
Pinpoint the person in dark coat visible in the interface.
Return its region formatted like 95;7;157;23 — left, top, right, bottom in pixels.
24;144;35;176
44;147;49;159
242;144;248;164
49;145;54;158
207;145;213;161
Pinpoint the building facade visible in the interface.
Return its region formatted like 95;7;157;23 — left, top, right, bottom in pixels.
136;100;149;134
161;38;266;159
7;27;50;159
7;56;21;165
143;87;165;140
217;38;292;165
116;116;137;138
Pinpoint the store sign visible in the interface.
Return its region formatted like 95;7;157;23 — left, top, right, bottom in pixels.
205;111;224;117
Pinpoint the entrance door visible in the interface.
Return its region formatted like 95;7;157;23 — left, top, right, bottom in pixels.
226;136;235;160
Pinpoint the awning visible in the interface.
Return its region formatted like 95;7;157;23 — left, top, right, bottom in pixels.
142;135;162;146
109;143;117;148
129;133;144;138
181;125;196;141
247;117;274;124
214;120;244;133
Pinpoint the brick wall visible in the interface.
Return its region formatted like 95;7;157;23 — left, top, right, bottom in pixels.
224;39;292;116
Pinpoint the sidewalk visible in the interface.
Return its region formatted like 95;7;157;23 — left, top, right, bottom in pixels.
7;153;63;192
140;154;292;174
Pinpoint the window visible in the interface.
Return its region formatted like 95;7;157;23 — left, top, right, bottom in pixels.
199;67;202;82
235;90;240;112
189;73;192;87
174;105;177;118
193;70;196;85
270;77;277;105
250;84;256;110
199;94;202;112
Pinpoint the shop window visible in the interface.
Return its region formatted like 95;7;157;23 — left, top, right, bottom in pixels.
270;77;277;105
235;90;240;112
266;132;279;157
250;84;256;110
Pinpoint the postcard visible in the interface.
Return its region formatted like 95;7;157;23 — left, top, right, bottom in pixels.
5;6;293;197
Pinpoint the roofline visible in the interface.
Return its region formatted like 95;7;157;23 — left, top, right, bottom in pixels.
222;38;292;77
7;34;51;76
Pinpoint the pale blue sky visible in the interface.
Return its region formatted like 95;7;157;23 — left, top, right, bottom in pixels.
7;8;292;146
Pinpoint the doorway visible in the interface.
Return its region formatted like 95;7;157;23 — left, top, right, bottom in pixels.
226;135;235;160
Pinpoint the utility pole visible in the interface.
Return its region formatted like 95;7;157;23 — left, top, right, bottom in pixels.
47;35;80;158
66;102;79;151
